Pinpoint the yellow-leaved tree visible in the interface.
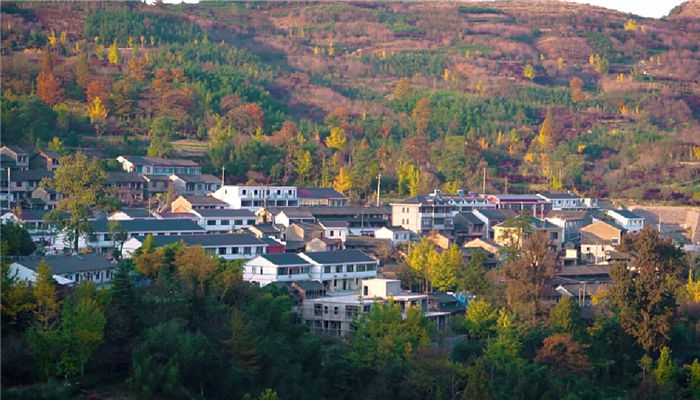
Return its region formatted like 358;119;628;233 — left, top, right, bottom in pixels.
333;167;351;195
325;126;346;152
108;41;120;64
537;108;555;147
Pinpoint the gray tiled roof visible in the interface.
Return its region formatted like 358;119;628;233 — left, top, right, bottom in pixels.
135;233;266;247
93;218;203;233
195;209;255;218
182;195;228;206
17;254;114;275
258;253;309;265
297;187;347;199
302;249;376;264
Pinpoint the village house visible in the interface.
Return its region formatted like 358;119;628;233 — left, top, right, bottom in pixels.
297;187;349;207
116;155;202;176
29;150;61;172
579;220;624;264
170;194;229;213
190;208;257;232
212;185;298;211
169;173;221;196
452;212;486;244
374;226;413;245
536;192;586;210
0;145;29;170
606;209;645;232
11;254;117;286
122;233;269;260
85;218;205;255
103;172;146;206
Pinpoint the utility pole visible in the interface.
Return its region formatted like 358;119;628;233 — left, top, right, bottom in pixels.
6;168;10;210
504;176;508;194
482;167;486;195
221;165;225;188
376;172;381;207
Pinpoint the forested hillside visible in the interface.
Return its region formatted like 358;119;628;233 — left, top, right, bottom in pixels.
2;1;699;202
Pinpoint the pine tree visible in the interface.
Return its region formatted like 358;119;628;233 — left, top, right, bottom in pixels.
325;127;346;152
523;64;535;80
463;358;496;400
76;52;90;88
32;260;60;330
36;46;63;106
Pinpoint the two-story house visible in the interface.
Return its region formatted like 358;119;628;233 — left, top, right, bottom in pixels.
142;175;173;199
243;253;314;286
579;220;624;264
1;169;53;206
265;208;315;228
169;174;221;196
299;278;450;336
452;212;486;244
300;249;379;292
29;151;61;171
391;191;456;235
486;194;552;214
0;145;29;170
545;211;590;244
103;172;146;206
472;208;516;240
212;185;298;211
306;206;391;235
318;220;348;243
492;218;564;252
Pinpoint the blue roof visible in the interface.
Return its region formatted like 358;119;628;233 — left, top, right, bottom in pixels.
259;253;309;266
93;218;203;233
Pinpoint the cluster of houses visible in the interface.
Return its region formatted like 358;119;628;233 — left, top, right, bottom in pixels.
2;148;664;336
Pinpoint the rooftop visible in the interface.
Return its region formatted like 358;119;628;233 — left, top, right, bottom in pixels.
607;209;643;219
318;219;349;228
180;195;228;206
257;253;310;265
121;155;199;167
135;233;266;247
301;249;376;264
538;192;581;200
93;218;203;233
171;174;220;183
194;209;255;218
297;187;347;200
16;254;114;274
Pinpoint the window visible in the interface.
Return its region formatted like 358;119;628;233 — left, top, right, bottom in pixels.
242;190;247;195
314;303;322;316
346;305;358;318
234;220;242;225
231;247;239;254
611;238;619;245
363;286;368;296
550;232;558;240
218;247;227;255
277;267;286;276
329;230;334;237
324;266;331;274
335;265;343;273
243;247;251;255
207;220;216;226
248;219;255;225
357;264;365;272
367;264;376;271
334;307;339;315
220;220;229;226
347;264;354;272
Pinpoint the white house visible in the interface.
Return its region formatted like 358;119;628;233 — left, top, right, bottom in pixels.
271;208;315;228
212;185;298;211
83;218;205;255
606;209;645;232
374;226;412;244
318;220;348;243
8;262;74;286
299;278;450;336
11;254;116;286
243;253;314;286
300;250;379;292
116;155;201;176
190;208;257;232
121;233;269;260
537;192;586;210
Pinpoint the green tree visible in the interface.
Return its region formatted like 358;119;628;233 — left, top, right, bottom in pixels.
652;346;674;387
463;358;496;400
688;358;700;396
223;310;259;372
464;300;498;340
459;249;493;298
44;153;107;252
608;227;686;352
147;117;175;157
549;296;584;338
27;260;62;378
431;244;461;292
1;262;36;330
1;221;36;256
57;283;106;377
76;51;90;88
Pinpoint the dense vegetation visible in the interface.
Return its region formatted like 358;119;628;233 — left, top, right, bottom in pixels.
3;226;700;398
1;1;698;203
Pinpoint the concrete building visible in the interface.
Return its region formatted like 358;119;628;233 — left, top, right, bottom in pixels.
579;220;624;264
212;185;298;211
117;155;201;176
606;209;645;232
122;233;268;260
297;187;348;207
190;208;257;232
